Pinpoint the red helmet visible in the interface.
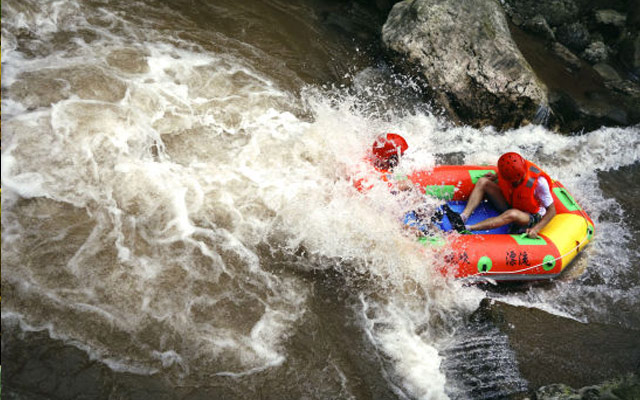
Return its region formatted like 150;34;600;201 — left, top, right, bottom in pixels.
372;133;408;161
498;152;526;183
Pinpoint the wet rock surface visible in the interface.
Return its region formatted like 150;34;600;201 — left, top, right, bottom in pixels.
381;0;640;132
381;0;548;131
535;375;640;400
509;20;640;132
504;0;640;132
556;22;591;52
472;298;640;393
502;0;580;27
522;15;556;42
582;41;610;64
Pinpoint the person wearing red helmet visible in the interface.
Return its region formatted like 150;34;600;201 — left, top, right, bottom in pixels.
353;133;411;192
371;133;409;172
452;152;556;238
358;133;435;235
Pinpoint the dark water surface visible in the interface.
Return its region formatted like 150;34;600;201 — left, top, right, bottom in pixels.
2;1;639;399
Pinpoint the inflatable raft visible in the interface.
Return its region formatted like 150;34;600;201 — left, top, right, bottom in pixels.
404;165;595;281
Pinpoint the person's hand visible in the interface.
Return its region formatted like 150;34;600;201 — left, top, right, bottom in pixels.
525;227;540;239
395;179;413;191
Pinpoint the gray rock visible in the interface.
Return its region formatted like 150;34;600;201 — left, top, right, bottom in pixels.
591;9;627;45
522;14;556;42
620;33;640;77
502;0;579;27
551;42;582;72
557;22;591;52
582;41;610;64
535;375;640;400
382;0;548;130
593;63;622;82
536;383;581;400
504;1;640;131
549;88;630;129
510;13;525;26
594;9;627;28
604;80;640;98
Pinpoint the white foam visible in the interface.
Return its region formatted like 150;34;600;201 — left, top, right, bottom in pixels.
2;2;310;379
360;296;453;400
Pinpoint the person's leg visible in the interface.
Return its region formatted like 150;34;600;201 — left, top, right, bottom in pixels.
467;208;530;231
460;177;509;222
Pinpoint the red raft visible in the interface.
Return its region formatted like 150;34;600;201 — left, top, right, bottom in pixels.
405;165;595;281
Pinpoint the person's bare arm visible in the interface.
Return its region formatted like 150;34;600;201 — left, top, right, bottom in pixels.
526;203;556;238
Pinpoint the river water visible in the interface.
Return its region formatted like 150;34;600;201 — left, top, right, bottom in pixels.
1;1;639;399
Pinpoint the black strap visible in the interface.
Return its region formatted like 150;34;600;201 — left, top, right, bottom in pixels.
443;205;466;233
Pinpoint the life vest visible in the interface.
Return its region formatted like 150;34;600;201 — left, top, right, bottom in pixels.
498;160;553;214
352;157;393;192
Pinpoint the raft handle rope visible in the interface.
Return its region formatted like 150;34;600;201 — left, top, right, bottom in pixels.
472;207;593;277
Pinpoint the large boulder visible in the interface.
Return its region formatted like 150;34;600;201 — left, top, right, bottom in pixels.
382;0;549;130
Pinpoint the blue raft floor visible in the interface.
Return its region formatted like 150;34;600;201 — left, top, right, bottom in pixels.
404;201;512;235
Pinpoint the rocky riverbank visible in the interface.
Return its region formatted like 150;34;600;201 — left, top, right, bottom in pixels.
471;298;640;399
535;375;640;400
381;0;640;133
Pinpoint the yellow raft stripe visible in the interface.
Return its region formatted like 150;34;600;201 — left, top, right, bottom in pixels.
540;213;593;270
